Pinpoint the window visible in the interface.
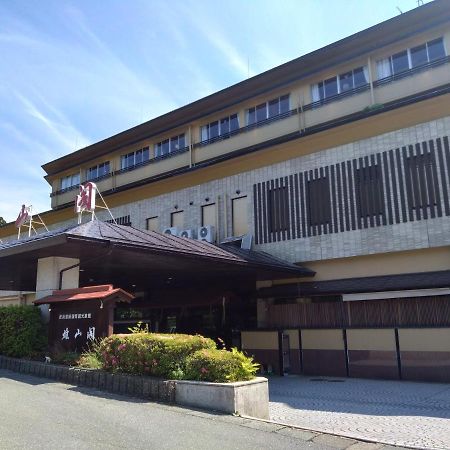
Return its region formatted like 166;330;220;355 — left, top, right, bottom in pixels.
200;114;239;142
60;173;80;190
146;216;159;232
232;196;248;236
306;176;331;227
86;161;110;181
311;66;368;102
268;186;290;233
355;164;385;219
120;147;149;170
171;210;184;228
376;37;446;79
106;215;132;226
246;94;290;126
404;152;439;211
155;134;186;157
201;203;216;228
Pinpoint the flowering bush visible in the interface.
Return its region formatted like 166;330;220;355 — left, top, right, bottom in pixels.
97;333;216;379
184;347;259;382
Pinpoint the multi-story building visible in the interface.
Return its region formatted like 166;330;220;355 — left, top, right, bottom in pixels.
1;0;450;381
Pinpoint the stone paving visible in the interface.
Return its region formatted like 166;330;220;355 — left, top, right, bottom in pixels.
268;375;450;450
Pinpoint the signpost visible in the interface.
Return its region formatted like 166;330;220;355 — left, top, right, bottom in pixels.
15;204;48;239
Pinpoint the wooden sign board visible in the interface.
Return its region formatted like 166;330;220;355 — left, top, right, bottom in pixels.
48;299;114;353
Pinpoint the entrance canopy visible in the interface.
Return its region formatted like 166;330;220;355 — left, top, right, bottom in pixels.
34;284;135;305
0;220;314;291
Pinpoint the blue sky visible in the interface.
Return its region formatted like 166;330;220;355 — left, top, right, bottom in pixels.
0;0;430;223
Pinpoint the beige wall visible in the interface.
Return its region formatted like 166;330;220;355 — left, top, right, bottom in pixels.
347;329;396;351
241;331;279;350
300;246;450;282
399;328;450;352
3;92;449;241
284;329;300;349
301;329;345;350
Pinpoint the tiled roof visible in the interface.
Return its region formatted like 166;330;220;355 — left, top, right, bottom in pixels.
34;284;134;305
0;220;313;276
257;270;450;297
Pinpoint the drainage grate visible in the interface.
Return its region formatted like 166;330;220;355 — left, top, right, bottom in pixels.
309;378;345;383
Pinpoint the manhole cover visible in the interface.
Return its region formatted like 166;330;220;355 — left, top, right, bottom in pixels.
310;378;326;382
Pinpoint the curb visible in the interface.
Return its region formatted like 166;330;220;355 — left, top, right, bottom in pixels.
0;355;175;403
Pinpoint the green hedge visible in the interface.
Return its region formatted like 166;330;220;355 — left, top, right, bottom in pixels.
95;333;258;382
98;333;216;379
0;305;46;357
185;348;259;382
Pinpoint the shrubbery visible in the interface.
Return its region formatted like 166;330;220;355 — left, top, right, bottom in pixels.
0;305;46;357
97;333;216;379
90;332;258;382
185;347;259;382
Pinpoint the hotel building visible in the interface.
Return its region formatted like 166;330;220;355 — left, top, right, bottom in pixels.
1;0;450;381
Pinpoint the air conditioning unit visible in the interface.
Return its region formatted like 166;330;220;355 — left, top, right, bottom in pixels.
179;229;196;239
163;227;179;236
197;225;215;243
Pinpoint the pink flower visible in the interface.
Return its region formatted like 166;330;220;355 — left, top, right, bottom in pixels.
118;344;126;351
200;367;208;374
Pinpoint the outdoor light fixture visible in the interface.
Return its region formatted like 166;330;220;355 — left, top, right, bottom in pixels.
189;201;194;205
236;190;241;195
174;205;178;210
48;306;52;312
100;300;104;309
205;197;209;202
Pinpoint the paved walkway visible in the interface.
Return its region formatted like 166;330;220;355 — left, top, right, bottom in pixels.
269;375;450;450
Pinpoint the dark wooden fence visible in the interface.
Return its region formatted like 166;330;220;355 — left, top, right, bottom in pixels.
268;296;450;328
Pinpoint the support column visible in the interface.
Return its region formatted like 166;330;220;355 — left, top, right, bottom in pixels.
35;257;80;322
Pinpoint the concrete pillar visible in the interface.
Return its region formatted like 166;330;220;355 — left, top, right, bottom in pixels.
35;257;80;322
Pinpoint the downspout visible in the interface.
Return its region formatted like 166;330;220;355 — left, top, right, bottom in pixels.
368;56;375;105
189;126;193;168
59;262;80;290
58;245;114;289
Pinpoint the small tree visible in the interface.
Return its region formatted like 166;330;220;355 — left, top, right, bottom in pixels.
0;217;6;227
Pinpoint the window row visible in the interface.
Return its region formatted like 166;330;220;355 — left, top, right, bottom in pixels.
377;37;446;79
145;196;249;238
311;66;369;102
200;114;239;142
60;173;80;190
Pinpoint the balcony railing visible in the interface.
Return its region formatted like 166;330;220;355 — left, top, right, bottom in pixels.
113;146;190;176
373;55;450;87
194;109;298;148
51;56;450;200
303;83;370;111
51;184;80;198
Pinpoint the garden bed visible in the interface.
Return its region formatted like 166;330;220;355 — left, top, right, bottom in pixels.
0;355;268;418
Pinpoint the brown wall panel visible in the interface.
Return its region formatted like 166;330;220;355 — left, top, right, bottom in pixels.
348;350;399;380
401;351;450;383
289;349;302;374
302;349;347;377
244;349;281;375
